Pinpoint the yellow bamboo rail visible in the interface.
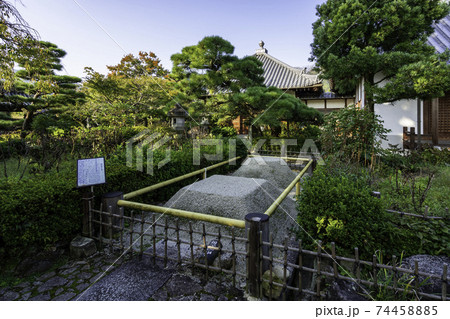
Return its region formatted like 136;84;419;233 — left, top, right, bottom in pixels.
264;159;313;217
117;200;246;228
123;156;241;200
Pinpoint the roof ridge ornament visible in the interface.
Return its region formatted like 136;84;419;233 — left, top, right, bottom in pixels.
256;40;268;54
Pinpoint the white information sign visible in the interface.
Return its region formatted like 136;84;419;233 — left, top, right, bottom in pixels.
77;157;106;188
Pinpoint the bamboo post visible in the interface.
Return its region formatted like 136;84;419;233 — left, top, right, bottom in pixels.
82;191;94;237
99;203;103;249
139;212;144;260
88;200;93;238
372;255;378;291
164;218;168;268
269;233;274;301
331;242;338;278
442;264;448;301
282;237;288;301
152;214;156;264
202;224;209;281
317;241;322;298
102;191;124;235
354;248;360;290
217;227;222;269
414;260;419;293
129;211;134;257
176;220;181;265
298;240;303;296
295;181;300;197
108;205;113;254
245;213;269;299
119;207;124;253
189;222;194;274
392;255;398;291
231;228;236;287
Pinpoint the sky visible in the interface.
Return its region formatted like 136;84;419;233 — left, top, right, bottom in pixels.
16;0;325;79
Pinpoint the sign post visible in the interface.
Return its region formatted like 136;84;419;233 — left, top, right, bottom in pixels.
77;157;106;237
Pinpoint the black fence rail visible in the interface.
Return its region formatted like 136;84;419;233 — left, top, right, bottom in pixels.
87;206;450;301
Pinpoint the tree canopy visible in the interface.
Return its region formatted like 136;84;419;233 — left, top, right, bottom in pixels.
106;51;168;78
170;36;265;119
3;41;84;130
79;52;175;128
0;0;46;90
310;0;450;111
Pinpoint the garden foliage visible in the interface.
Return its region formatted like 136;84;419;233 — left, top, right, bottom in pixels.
0;138;246;261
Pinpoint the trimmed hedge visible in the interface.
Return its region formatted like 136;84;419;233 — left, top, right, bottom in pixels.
0;138;247;260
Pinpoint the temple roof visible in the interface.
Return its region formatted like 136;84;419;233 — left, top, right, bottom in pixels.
427;14;450;53
254;41;322;90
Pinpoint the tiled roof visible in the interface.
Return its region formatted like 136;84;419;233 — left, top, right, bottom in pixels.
254;50;321;90
427;15;450;53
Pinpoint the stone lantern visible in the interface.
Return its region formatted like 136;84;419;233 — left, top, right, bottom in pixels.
168;103;188;132
200;116;210;133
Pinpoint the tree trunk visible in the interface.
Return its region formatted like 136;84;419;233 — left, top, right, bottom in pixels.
365;75;375;113
22;109;34;131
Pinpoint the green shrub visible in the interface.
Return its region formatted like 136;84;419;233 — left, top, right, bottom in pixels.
0;170;81;259
320;105;389;164
0;137;247;261
296;165;395;259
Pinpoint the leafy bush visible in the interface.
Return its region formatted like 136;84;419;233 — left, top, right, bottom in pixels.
0;171;81;259
0;137;247;261
320;105;390;164
296;165;395;259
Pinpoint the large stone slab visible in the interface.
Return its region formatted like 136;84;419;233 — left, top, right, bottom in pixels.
160;174;298;276
164;175;295;221
232;156;298;189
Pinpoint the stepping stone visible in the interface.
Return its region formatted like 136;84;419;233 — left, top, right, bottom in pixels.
70;236;97;258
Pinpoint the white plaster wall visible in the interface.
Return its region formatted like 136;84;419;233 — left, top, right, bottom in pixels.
306;100;325;109
327;99;346;109
375;99;420;148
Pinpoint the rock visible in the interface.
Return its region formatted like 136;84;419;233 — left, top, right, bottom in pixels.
401;255;450;295
52;292;76;301
151;288;168;301
37;271;56;281
76;283;90;293
326;279;367;301
204;281;222;295
37;276;68;293
19;292;31;301
165;274;203;297
29;293;51;301
60;267;77;276
233;156;298;189
262;266;291;299
213;253;233;270
78;272;93;280
0;290;20;301
199;294;215;301
70;236;97;259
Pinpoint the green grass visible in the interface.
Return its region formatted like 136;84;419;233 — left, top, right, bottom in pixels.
423;166;450;216
376;166;450;217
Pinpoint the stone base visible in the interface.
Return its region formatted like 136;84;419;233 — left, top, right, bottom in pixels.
70;236;97;259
